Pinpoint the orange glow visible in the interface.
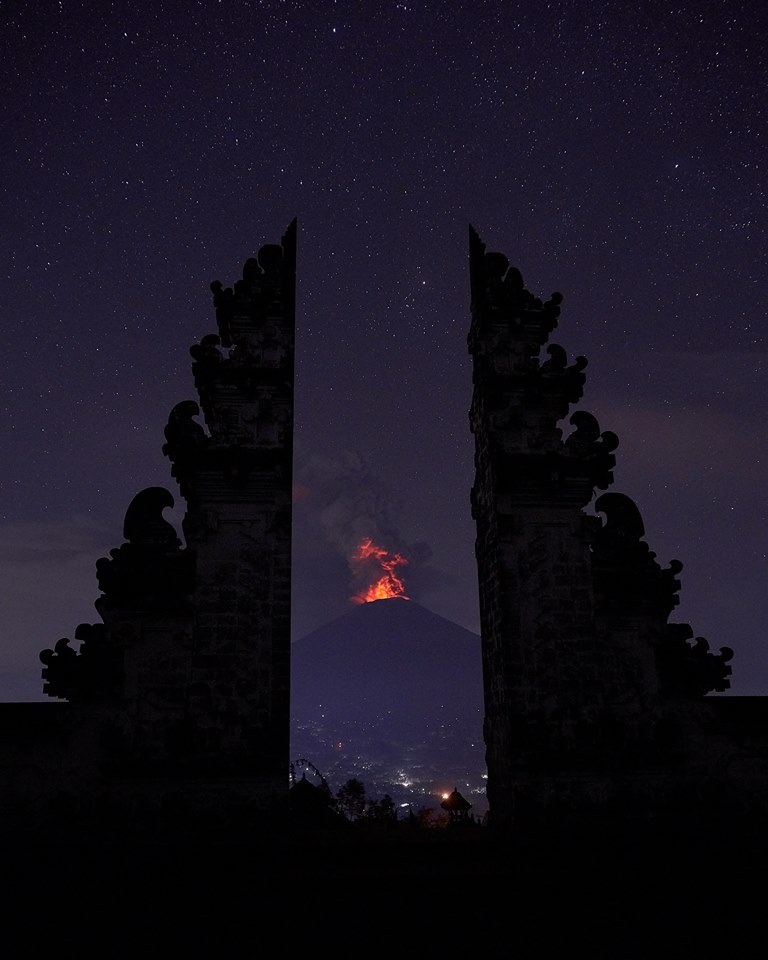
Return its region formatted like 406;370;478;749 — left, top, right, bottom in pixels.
350;537;410;604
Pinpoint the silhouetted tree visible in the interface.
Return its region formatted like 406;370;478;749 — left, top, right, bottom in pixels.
335;778;367;821
362;793;397;826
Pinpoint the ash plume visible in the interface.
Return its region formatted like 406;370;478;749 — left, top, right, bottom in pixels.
294;450;432;600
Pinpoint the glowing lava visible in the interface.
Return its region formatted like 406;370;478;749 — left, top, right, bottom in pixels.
350;537;410;604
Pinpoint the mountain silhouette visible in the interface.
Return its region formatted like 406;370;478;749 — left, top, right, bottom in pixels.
290;597;487;815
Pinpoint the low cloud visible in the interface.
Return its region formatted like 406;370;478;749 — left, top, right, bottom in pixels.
0;517;118;695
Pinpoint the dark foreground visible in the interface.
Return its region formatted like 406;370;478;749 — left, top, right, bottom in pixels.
3;819;766;956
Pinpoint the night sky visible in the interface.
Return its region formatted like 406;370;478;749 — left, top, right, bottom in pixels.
1;0;766;701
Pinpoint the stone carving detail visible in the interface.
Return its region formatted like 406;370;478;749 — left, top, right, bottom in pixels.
189;234;295;479
94;487;194;614
40;487;192;700
592;492;732;696
593;492;682;617
210;281;235;347
539;344;589;405
656;623;734;697
39;637;78;700
468;227;614;492
162;401;208;498
471;239;563;352
189;333;223;366
209;242;288;351
564;412;619;490
40;622;130;702
163;400;207;457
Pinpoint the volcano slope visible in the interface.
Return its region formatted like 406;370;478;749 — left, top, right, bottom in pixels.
290;597;487;816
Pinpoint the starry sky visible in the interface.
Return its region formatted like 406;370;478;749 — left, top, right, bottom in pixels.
1;0;766;700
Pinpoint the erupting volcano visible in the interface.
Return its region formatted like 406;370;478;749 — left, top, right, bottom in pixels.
350;537;410;604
